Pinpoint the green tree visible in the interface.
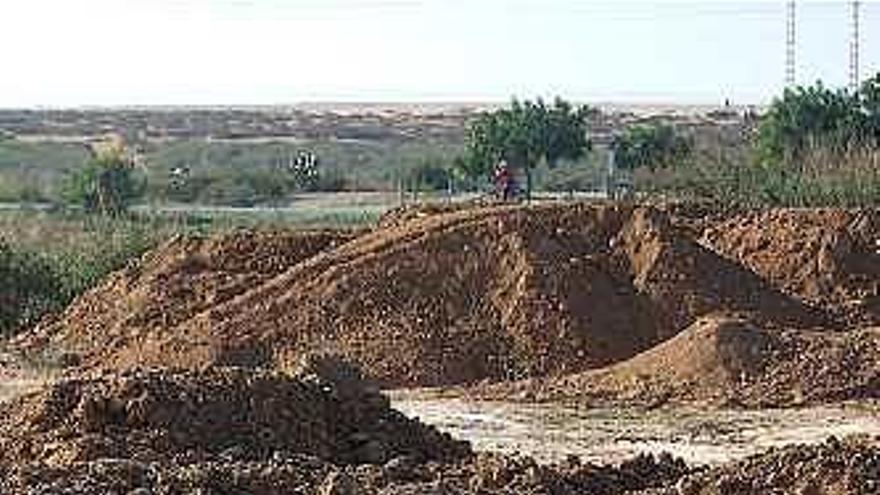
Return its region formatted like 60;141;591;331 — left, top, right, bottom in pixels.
613;124;691;172
757;82;863;168
856;72;880;142
65;141;144;215
461;98;593;200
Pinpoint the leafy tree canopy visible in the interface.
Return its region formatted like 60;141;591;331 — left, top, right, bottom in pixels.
613;124;691;172
757;74;880;167
460;97;594;197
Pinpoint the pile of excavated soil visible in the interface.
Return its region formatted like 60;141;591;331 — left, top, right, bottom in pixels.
479;315;880;407
641;436;880;495
17;229;354;357
0;357;469;468
702;208;880;325
0;357;693;495
28;203;822;388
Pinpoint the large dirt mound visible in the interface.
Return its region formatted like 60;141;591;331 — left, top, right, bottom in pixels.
27;203;822;388
18;229;354;355
486;315;880;407
703;208;880;325
0;357;469;468
641;436;880;495
611;207;821;336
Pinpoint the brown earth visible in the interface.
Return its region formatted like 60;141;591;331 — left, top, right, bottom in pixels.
474;315;880;407
702;208;880;325
0;362;876;494
17;229;354;360
3;203;880;493
640;436;880;495
20;203;826;389
0;356;468;468
0;451;691;495
0;359;691;495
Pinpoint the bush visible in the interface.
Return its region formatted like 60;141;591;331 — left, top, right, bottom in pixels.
613;124;691;172
461;98;593;198
0;220;157;337
0;241;61;336
64;145;145;215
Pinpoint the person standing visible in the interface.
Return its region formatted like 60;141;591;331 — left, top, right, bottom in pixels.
494;160;514;201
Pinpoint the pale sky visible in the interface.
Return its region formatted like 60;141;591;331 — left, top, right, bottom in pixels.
1;0;878;107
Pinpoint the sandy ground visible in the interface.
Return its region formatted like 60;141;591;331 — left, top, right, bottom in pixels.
391;395;880;466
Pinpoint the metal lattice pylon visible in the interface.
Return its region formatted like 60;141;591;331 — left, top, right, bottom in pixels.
850;1;861;92
786;1;796;87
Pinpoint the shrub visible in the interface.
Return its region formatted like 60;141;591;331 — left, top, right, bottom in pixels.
613;124;691;172
0;241;61;336
64;144;145;215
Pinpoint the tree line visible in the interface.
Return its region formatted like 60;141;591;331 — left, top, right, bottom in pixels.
61;73;880;215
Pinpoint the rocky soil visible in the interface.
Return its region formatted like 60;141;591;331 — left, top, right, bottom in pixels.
476;314;880;407
17;203;833;391
0;358;691;494
640;436;880;495
0;356;467;468
703;208;880;326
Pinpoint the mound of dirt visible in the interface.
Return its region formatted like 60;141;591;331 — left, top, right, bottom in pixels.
0;358;469;468
641;436;880;495
485;315;880;407
25;203;823;388
611;207;822;336
17;229;354;355
702;208;880;325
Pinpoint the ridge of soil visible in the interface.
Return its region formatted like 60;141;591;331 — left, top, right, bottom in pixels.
702;208;880;325
16;229;354;357
0;358;693;495
23;203;825;389
475;314;880;408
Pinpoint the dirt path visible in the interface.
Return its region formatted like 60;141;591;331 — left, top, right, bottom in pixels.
391;396;880;466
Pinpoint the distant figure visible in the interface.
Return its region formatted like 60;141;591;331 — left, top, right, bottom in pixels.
494;160;515;201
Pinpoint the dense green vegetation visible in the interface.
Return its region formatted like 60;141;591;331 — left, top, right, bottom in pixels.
0;241;59;335
756;74;880;167
630;76;880;207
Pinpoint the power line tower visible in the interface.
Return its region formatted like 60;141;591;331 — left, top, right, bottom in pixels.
786;1;796;87
850;1;861;92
